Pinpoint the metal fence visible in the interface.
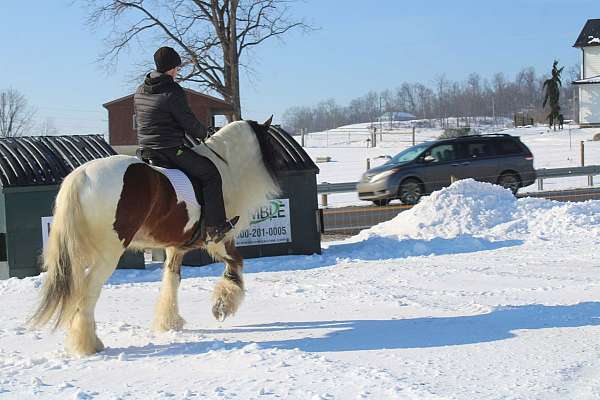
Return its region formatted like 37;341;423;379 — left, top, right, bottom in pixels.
317;164;600;202
300;127;420;148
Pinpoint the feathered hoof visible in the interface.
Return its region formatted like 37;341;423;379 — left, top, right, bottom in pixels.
212;299;228;322
66;333;105;357
152;314;186;332
95;336;105;352
212;279;244;322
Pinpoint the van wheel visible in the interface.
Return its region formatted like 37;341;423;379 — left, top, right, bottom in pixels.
497;172;521;194
398;179;424;205
372;199;390;207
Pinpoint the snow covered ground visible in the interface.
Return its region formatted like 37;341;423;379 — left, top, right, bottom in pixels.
2;180;600;399
302;122;600;207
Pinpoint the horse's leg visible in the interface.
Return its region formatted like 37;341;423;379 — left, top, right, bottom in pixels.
66;249;123;357
153;247;186;331
211;241;245;322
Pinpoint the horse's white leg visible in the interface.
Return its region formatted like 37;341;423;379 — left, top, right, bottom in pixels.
66;250;122;357
210;241;245;322
153;247;185;332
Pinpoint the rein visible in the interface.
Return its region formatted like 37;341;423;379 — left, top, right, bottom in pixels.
202;141;228;166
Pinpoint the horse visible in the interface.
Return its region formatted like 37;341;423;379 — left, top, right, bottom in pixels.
28;119;281;357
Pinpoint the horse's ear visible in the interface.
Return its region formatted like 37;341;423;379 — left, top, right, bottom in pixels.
263;115;273;128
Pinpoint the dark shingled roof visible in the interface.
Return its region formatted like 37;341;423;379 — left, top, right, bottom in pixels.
574;19;600;48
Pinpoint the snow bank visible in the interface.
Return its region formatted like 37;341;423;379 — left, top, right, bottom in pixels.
352;179;600;247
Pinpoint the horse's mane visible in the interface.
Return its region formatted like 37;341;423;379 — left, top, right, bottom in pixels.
244;120;280;182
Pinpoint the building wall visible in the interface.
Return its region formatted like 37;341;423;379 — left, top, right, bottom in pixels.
107;103;135;146
106;93;231;146
578;84;600;124
583;46;600;78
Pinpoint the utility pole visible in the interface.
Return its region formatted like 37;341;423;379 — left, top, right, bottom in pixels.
379;95;383;133
492;97;496;129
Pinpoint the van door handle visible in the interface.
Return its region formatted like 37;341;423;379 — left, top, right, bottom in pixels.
461;162;471;166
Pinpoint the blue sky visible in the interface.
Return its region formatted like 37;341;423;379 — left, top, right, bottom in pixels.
0;0;593;134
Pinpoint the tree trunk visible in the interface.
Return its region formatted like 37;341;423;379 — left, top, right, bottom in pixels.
226;0;241;121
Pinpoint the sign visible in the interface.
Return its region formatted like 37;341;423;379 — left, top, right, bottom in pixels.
41;216;53;251
235;199;291;246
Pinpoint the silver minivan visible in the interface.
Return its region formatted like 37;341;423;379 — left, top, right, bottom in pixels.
357;134;536;206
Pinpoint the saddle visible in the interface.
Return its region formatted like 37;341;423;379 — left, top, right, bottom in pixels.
136;147;238;245
136;147;205;246
136;147;176;168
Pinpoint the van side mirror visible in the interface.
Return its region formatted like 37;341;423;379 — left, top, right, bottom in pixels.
423;155;436;163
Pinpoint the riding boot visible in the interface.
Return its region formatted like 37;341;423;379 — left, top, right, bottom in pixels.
205;216;240;244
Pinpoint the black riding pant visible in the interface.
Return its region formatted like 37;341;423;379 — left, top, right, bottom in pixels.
157;146;226;227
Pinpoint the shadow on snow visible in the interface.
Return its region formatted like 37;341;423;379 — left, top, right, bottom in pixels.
102;302;600;358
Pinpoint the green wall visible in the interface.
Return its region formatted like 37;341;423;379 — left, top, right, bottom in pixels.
1;186;143;279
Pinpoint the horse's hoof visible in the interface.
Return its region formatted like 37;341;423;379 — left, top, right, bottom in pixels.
67;341;100;357
95;336;105;352
212;300;227;322
152;315;185;332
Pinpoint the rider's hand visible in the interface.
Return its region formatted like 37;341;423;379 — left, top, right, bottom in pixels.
202;126;218;142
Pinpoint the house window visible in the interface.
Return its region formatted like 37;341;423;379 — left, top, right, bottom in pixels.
132;114;137;130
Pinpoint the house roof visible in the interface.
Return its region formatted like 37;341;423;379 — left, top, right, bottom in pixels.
573;19;600;47
573;74;600;85
102;88;232;109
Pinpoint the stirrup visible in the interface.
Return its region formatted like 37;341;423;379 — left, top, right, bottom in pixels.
206;216;240;244
182;219;206;248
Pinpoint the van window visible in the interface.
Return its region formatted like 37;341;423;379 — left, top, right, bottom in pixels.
466;141;493;158
425;144;457;162
493;139;521;155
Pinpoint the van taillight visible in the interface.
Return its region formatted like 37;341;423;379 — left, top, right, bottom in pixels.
525;156;533;161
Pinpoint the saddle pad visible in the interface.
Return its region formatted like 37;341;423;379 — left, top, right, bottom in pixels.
151;166;198;207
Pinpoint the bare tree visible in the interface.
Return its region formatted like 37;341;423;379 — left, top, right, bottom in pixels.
86;0;311;121
283;63;581;132
0;88;36;137
39;117;58;136
434;74;449;127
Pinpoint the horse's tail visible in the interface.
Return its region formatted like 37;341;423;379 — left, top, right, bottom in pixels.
29;167;95;330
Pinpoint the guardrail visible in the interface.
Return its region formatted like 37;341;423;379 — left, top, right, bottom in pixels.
317;165;600;202
535;165;600;189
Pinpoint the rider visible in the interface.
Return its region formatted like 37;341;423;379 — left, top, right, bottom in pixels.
134;46;238;244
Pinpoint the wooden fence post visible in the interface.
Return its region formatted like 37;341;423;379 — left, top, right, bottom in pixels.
581;141;585;166
412;126;416;146
366;158;371;170
320;193;328;208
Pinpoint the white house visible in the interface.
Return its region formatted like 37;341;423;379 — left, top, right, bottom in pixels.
573;19;600;127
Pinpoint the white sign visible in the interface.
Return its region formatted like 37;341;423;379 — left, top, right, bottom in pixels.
235;198;291;247
41;216;53;251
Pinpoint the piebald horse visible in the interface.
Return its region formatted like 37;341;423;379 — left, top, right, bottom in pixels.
29;119;280;356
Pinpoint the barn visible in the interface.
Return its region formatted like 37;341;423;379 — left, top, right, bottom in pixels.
573;19;600;127
103;88;234;154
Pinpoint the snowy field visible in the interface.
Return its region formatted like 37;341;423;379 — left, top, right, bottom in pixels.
2;180;600;399
301;121;600;207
